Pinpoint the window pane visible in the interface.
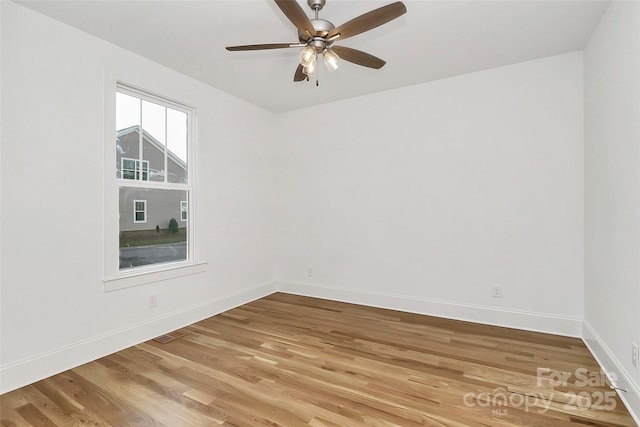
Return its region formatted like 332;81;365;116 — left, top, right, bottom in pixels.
167;108;188;184
122;158;137;180
116;92;141;179
142;100;166;183
141;160;149;181
119;187;188;270
116;92;140;130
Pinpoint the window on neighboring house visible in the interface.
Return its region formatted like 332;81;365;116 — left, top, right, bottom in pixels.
114;84;192;273
133;200;147;223
122;158;149;181
180;201;188;221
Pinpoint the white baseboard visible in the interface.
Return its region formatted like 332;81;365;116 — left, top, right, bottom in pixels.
582;321;640;425
0;282;276;394
275;280;583;337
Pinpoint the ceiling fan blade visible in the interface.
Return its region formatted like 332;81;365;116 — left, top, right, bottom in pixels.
226;43;302;51
294;64;307;82
331;46;386;69
274;0;314;40
327;1;406;42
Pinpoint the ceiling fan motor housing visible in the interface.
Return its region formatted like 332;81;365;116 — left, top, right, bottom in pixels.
298;18;335;44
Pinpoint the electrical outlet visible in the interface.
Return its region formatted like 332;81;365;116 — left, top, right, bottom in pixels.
149;294;158;308
632;342;639;369
307;266;313;276
492;284;503;298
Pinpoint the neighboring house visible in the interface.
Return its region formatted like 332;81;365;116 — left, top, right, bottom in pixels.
116;125;187;232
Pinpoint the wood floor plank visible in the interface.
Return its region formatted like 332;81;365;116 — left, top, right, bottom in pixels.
14;403;57;427
0;404;30;427
15;385;88;427
1;293;636;426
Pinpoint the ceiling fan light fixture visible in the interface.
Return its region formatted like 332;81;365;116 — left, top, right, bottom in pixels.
299;45;316;67
323;48;340;72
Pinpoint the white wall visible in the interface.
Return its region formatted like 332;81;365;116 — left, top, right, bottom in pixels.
0;1;277;393
275;52;585;336
584;0;640;418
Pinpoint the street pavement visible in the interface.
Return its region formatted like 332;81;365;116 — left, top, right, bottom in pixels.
120;242;187;269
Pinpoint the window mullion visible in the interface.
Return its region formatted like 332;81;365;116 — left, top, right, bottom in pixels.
164;107;168;184
138;98;144;181
118;180;189;192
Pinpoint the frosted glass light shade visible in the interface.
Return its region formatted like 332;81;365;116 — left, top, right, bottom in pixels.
299;46;316;67
303;58;316;76
323;49;340;72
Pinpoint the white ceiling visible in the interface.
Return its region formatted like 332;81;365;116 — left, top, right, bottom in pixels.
18;0;609;113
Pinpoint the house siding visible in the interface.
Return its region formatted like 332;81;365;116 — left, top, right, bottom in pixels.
119;187;186;232
167;158;188;183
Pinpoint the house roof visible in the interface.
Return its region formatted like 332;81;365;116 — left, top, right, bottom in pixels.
117;125;187;170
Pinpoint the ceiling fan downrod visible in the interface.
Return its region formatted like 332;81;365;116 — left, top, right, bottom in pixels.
308;0;326;18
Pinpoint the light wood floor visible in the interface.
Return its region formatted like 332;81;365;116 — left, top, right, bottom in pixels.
1;293;636;426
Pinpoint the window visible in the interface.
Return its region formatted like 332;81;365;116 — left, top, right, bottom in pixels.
122;158;149;180
180;201;188;221
133;200;147;223
114;84;192;273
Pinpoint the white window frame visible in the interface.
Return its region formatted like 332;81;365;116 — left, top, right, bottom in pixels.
103;78;206;292
133;200;147;223
180;201;188;222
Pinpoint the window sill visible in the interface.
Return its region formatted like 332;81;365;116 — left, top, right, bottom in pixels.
103;261;207;292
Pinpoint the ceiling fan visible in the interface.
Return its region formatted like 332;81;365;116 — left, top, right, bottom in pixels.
226;0;407;84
